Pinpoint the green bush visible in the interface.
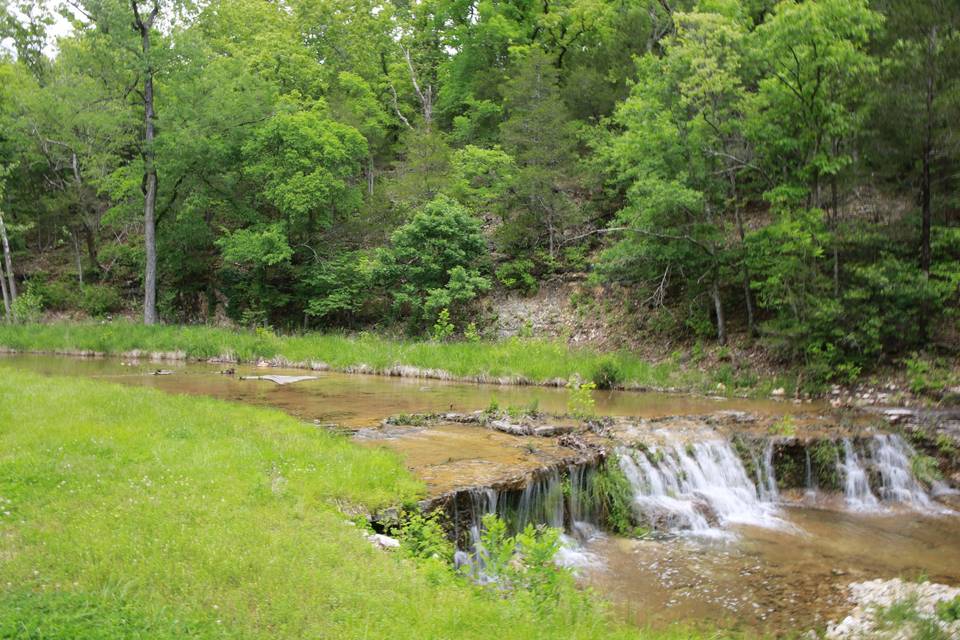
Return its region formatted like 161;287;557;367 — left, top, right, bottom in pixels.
496;258;538;295
431;308;455;341
11;290;43;323
566;378;596;418
31;277;79;311
591;356;623;390
78;284;123;317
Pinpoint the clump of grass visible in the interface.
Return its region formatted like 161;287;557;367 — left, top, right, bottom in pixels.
0;367;664;640
768;415;797;437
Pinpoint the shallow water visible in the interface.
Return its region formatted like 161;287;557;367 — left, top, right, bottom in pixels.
3;353;958;636
583;507;960;634
0;353;821;427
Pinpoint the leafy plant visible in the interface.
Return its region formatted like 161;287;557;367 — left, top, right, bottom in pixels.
566;378;596;418
591;356;622;390
431;308;455;342
910;454;943;486
496;259;538;295
398;510;454;563
768;416;797;437
11;290;43;324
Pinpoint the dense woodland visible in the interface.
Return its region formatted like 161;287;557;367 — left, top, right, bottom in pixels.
0;0;958;388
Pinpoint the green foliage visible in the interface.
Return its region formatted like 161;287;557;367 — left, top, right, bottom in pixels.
591;356;623;390
398;510;454;563
302;251;376;326
495;259;538;295
590;455;642;536
77;284;122;317
910;455;943;486
876;596;954;640
464;322;480;342
904;354;957;396
10;290;42;324
566;378;597;418
380;195;490;330
768;416;797;437
475;515;584;612
431;308;455;342
937;596;960;623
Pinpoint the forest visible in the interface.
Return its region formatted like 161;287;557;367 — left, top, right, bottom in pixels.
1;0;959;391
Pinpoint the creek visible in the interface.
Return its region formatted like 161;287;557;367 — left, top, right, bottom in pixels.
4;353;959;636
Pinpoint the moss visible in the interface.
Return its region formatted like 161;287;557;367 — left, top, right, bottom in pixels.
810;440;842;491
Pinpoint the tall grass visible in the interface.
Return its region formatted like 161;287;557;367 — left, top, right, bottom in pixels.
0;368;721;639
0;321;773;395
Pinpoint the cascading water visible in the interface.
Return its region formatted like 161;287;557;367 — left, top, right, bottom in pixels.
617;437;783;536
835;434;941;511
838;438;879;510
754;441;779;503
452;462;604;572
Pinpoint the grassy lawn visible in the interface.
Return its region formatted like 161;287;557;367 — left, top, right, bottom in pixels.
0;366;721;639
0;322;795;397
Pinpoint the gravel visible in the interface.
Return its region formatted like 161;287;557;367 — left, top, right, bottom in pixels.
826;578;960;639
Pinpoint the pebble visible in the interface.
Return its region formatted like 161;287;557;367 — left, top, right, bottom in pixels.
826;578;960;639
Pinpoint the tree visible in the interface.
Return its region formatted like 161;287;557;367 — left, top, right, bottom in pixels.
748;0;882;294
499;50;580;260
870;0;960;275
377;195;490;328
242;100;367;239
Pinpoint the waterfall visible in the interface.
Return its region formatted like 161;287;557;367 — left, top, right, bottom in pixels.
452;462;603;574
754;440;779;503
867;434;932;508
838;438;879;510
618;437;783;536
836;435;938;511
804;448;818;499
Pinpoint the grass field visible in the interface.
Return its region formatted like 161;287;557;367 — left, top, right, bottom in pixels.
0;366;728;639
0;322;796;397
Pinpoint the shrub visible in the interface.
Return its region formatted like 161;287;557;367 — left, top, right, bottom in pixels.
496;258;538;295
398;510;454;563
464;321;481;342
591;356;622;390
566;378;596;418
431;308;455;341
78;284;122;317
11;290;43;323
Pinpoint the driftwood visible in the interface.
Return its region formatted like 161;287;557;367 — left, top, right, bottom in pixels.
239;375;318;385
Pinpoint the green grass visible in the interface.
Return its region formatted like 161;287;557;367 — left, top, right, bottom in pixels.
0;366;721;639
0;321;796;397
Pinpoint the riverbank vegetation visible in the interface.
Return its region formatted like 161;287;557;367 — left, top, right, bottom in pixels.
0;321;798;396
0;0;958;395
1;367;725;639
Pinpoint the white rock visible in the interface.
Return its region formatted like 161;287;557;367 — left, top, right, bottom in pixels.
771;387;785;397
366;533;400;550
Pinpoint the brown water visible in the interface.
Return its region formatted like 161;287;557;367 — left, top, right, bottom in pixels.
4;353;959;636
583;508;960;635
0;354;822;427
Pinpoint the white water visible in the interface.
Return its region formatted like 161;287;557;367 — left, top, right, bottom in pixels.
618;437;784;536
838;438;880;510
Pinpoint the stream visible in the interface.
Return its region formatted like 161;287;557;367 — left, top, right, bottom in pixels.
4;353;960;636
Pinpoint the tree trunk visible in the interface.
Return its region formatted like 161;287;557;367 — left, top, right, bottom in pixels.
0;252;11;321
730;174;756;337
920;26;936;276
72;229;84;285
135;1;160;325
831;177;840;298
712;277;726;346
0;208;17;301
